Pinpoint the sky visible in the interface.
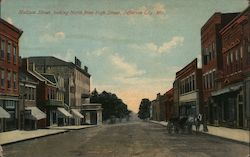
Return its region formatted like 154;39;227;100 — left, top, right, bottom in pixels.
1;0;248;112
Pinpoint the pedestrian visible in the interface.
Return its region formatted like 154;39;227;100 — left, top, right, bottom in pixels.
0;145;3;157
195;113;202;133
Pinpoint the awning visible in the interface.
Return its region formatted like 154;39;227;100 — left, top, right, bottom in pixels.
25;107;46;120
0;106;10;118
71;109;84;118
57;107;72;117
212;83;242;96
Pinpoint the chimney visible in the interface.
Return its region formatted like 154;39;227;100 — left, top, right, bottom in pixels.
84;66;88;72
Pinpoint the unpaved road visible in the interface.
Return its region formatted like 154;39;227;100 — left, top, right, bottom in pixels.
3;121;250;157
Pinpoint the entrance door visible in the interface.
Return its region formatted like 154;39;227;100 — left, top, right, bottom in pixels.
238;103;243;128
90;111;97;125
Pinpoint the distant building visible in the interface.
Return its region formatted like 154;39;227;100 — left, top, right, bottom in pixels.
165;88;174;121
0;18;22;132
151;93;166;121
174;59;203;118
81;103;102;125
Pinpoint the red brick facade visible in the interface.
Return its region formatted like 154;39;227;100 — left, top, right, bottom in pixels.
164;88;174;121
0;18;22;132
201;6;250;129
0;18;22;96
174;59;203;117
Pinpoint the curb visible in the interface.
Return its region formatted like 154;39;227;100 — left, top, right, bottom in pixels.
1;130;69;146
148;121;250;145
200;131;250;146
50;125;99;131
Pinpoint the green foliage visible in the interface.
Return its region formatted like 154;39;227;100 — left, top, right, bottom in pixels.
138;98;151;120
90;89;131;120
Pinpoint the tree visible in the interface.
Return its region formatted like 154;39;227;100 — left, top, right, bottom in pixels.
90;89;131;121
138;98;151;120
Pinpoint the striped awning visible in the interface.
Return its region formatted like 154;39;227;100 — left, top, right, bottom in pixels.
0;106;10;118
25;107;46;120
71;109;84;118
57;107;72;117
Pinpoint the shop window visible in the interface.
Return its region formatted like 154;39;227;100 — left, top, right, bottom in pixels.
238;95;243;102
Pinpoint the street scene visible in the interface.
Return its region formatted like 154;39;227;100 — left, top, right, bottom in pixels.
0;0;250;157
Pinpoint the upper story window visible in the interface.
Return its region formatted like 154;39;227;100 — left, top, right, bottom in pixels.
7;42;11;63
1;40;5;60
180;74;195;94
230;51;234;63
240;46;243;59
7;71;12;89
0;69;4;88
235;49;239;61
248;44;250;65
13;72;17;89
13;46;17;64
212;42;216;58
226;54;230;65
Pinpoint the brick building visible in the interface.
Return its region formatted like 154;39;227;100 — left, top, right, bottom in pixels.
165;88;174;121
19;71;46;130
200;12;239;125
174;59;203;118
21;59;72;127
27;56;94;125
211;6;250;129
0;18;22;132
151;93;166;121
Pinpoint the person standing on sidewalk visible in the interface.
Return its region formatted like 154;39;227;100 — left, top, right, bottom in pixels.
203;113;208;132
0;145;3;157
195;113;202;133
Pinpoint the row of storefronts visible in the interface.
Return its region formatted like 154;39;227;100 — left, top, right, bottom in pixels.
0;17;102;133
151;5;250;130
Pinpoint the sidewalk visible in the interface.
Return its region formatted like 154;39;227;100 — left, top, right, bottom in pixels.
48;125;98;130
149;120;250;144
0;129;68;145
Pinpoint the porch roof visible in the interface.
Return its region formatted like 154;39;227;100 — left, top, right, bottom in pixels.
211;83;242;96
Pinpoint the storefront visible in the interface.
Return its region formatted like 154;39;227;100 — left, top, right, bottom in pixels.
71;109;84;125
0;99;18;132
0;106;10;132
211;83;244;128
25;106;46;130
57;107;72;126
179;101;197;118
